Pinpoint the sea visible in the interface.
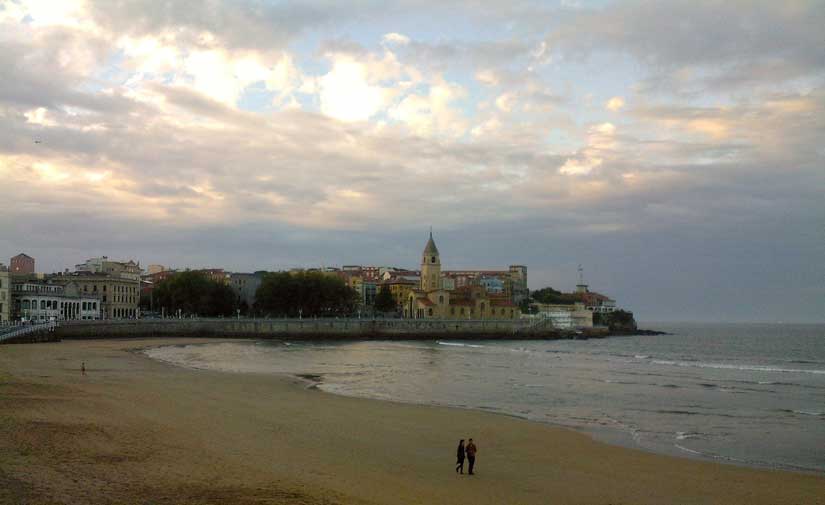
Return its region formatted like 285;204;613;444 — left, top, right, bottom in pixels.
143;322;825;473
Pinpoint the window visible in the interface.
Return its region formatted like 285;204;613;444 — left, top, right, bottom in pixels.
428;308;433;316
93;285;97;292
451;307;455;315
439;295;444;303
103;285;107;292
431;256;436;263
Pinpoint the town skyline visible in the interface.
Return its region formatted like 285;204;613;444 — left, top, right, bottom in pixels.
1;0;823;323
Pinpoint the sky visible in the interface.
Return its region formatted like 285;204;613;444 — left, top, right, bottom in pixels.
0;0;823;323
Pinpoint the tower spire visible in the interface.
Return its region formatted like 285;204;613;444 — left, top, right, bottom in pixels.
421;229;441;290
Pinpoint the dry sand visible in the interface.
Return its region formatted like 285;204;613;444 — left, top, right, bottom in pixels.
1;338;823;505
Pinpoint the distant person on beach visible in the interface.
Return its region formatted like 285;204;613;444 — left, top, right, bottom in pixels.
455;439;465;474
466;438;477;475
81;362;86;376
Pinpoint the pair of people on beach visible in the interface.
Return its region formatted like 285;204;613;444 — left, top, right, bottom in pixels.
455;438;477;475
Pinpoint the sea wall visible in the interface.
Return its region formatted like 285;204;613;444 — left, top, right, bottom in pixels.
51;318;609;340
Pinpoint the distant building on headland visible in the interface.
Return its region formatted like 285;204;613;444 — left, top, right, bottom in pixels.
575;283;617;314
442;265;528;304
337;251;527;314
525;268;618;329
531;302;593;329
403;232;520;320
10;253;35;275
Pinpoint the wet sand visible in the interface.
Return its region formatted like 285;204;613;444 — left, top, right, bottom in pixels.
1;338;823;505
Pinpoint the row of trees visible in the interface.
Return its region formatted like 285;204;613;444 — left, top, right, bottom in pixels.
254;271;357;317
145;270;411;318
373;285;397;313
151;271;237;317
529;286;580;305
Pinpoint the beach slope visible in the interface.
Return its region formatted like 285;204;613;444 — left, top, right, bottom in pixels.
1;338;823;505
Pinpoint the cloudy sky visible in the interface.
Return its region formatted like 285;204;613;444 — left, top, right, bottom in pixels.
1;0;823;322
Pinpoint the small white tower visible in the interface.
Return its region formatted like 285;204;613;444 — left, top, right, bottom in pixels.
576;264;589;294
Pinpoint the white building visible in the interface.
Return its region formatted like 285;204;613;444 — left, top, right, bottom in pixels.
532;302;593;329
13;282;101;321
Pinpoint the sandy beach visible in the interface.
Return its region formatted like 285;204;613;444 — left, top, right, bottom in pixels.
1;338;823;505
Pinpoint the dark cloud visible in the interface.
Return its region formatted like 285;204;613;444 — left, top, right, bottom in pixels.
545;0;825;91
86;0;352;50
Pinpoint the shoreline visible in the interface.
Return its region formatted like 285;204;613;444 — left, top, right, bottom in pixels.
2;337;823;504
256;353;820;475
139;338;818;475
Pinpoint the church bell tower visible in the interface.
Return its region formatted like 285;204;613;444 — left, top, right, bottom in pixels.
421;230;441;291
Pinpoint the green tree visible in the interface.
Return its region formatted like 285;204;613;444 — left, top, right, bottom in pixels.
153;271;236;317
594;309;637;330
373;285;396;313
254;271;357;317
531;286;577;305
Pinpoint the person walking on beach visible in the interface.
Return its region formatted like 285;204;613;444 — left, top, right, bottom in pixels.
455;439;465;474
466;438;477;475
81;362;86;376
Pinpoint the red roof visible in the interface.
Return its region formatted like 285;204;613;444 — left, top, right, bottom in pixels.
579;291;614;303
382;278;416;286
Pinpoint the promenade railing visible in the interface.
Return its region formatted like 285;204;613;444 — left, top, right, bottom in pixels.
0;321;58;343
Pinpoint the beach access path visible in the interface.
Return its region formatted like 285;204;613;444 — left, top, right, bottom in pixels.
1;338;823;505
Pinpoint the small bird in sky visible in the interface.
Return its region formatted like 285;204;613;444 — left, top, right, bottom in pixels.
34;140;42;144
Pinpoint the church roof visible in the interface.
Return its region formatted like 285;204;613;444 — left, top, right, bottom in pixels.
423;231;439;255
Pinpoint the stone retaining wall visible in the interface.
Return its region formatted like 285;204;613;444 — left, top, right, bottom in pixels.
52;318;595;340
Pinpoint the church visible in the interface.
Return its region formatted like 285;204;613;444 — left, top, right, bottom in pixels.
403;232;520;320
